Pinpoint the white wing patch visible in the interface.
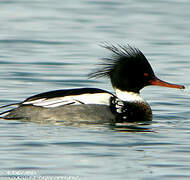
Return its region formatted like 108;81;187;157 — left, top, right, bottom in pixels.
23;93;112;108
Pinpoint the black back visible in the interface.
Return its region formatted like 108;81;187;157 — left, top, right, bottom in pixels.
24;88;113;102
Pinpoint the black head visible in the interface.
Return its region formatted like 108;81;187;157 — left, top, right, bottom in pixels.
89;44;184;93
89;44;155;93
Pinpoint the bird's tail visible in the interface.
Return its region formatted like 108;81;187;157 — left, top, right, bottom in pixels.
0;103;19;117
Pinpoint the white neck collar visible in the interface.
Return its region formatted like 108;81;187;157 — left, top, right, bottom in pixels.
115;88;144;102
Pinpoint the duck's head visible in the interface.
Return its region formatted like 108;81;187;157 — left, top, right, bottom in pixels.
89;44;184;93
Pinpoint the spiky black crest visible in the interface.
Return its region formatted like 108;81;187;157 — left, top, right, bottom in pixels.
89;44;149;78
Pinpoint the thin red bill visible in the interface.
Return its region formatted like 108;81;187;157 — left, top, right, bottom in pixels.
149;77;185;89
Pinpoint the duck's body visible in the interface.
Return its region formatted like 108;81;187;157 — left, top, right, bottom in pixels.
0;44;184;124
3;88;152;123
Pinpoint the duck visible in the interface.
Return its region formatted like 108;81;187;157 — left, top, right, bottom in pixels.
0;44;184;124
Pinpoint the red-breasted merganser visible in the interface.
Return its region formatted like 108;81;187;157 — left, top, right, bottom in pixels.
0;44;184;124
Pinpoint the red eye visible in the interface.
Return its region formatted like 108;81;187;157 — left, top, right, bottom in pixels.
144;73;149;77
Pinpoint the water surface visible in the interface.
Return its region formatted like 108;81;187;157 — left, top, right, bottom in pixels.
0;0;190;179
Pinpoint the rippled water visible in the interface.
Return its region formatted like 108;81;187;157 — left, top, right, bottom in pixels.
0;0;190;179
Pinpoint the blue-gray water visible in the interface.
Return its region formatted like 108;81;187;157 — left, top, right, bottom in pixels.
0;0;190;179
